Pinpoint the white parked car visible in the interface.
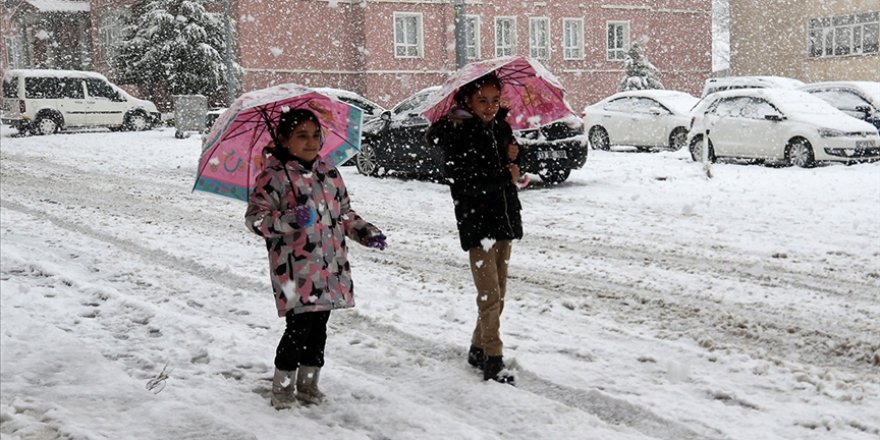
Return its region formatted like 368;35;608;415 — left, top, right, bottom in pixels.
582;90;699;151
1;69;160;135
798;81;880;133
686;88;880;167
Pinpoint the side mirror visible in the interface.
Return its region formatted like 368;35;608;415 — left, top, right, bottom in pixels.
764;114;785;122
855;105;873;115
380;111;391;122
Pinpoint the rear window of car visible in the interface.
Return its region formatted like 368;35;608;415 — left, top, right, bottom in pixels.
25;77;85;99
3;76;18;98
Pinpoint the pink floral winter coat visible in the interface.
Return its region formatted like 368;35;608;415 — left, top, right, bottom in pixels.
245;155;381;317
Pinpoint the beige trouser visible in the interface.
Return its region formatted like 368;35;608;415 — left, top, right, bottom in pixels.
468;240;511;357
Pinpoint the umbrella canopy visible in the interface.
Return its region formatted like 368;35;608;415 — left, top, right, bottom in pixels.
421;55;575;130
193;83;363;201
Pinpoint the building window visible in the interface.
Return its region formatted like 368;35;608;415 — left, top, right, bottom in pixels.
495;17;516;57
529;17;550;60
562;18;584;60
394;12;424;58
607;21;630;61
809;11;879;58
99;10;128;64
5;36;24;68
465;15;480;60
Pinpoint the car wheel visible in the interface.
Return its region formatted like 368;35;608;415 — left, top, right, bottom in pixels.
589;126;610;151
669;127;688;151
688;135;716;162
356;142;379;176
125;112;149;131
33;115;59;135
787;138;815;168
538;168;571;184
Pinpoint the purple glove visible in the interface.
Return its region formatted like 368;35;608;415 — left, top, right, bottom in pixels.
366;234;386;250
281;205;315;228
295;205;316;227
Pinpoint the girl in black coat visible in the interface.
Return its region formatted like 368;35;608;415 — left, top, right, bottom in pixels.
427;74;521;384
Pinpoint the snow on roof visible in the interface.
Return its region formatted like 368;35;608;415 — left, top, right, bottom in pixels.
25;0;90;13
3;69;107;81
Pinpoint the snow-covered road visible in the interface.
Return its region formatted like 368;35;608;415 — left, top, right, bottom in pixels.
1;126;878;439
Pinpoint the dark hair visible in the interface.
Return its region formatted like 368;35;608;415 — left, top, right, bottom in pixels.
268;108;321;162
276;108;321;141
454;73;503;109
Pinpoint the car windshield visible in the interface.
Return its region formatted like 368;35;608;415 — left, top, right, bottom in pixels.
661;95;700;114
392;88;439;115
773;92;845;116
808;90;871;110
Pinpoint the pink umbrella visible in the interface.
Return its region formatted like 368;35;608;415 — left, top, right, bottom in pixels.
193;83;363;201
421;55;575;130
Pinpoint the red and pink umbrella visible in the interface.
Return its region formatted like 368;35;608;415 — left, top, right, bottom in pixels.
421;55;575;130
194;83;363;201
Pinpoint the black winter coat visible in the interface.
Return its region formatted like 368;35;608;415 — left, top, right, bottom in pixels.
428;109;523;251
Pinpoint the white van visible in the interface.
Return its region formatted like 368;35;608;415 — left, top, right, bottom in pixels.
1;69;161;135
701;75;805;98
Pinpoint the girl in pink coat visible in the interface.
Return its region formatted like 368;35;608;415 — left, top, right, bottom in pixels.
245;108;385;409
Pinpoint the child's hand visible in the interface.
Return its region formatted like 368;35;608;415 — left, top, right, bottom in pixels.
366;234;387;250
507;142;519;161
508;164;521;184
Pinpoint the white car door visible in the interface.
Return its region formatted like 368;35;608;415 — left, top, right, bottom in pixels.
630;98;671;147
55;77;88;127
84;78;127;126
736;97;789;160
600;97;637;145
703;97;745;157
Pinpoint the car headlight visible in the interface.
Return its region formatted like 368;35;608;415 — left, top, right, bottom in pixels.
818;128;846;138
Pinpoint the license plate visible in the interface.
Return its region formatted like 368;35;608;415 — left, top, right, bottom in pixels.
855;140;876;148
536;150;568;160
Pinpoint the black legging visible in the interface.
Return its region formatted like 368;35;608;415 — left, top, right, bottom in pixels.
275;310;331;371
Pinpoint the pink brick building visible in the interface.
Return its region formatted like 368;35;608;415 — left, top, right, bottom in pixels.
4;0;713;111
234;0;712;110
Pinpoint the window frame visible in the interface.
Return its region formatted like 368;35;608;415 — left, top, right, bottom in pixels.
4;36;24;69
808;12;879;58
464;14;481;60
393;12;424;59
529;17;550;60
606;20;630;61
495;16;517;57
562;18;585;60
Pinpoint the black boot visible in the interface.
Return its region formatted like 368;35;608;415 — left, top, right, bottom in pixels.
483;356;515;385
467;346;485;370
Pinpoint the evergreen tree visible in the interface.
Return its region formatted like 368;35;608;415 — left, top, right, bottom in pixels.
618;42;664;92
111;0;238;109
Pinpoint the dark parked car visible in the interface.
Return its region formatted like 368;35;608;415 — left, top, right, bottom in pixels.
798;81;880;133
356;86;588;183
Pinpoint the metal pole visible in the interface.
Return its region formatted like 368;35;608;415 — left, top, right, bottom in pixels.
453;0;467;68
223;0;236;105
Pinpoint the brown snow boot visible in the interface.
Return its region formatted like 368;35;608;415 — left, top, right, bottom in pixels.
295;366;325;405
270;368;297;409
